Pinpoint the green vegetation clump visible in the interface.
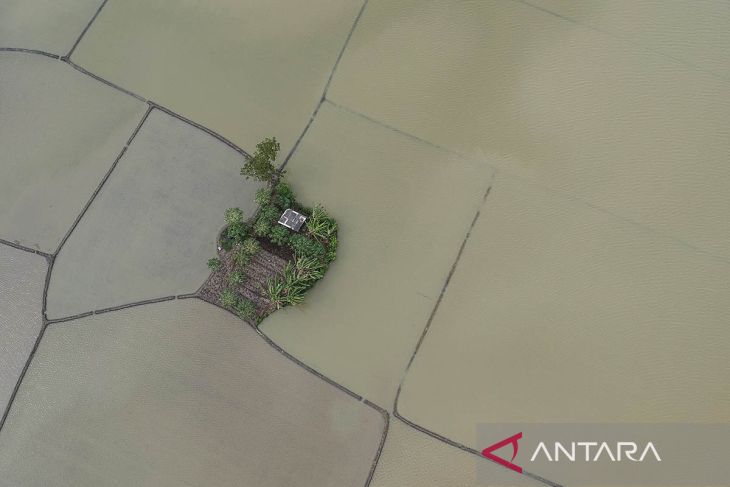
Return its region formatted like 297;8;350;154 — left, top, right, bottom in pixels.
235;297;257;321
233;244;252;267
289;233;325;260
255;187;272;207
229;270;245;286
219;288;258;323
207;257;222;272
306;204;338;242
225;207;244;225
207;137;340;323
326;235;338;263
253;217;271;237
293;254;326;283
253;204;280;237
269;225;291;246
226;221;248;244
274;180;295;209
240;238;260;257
264;255;327;309
240;137;281;184
220;288;238;308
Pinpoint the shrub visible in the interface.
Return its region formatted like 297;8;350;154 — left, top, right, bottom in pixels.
235;298;257;321
253;217;271;237
260;204;281;223
269;225;291;246
289;234;325;261
233;245;252;267
254;204;280;237
241;238;260;257
207;257;222;272
274;181;295;209
225;207;244;225
220;288;238;308
220;234;234;251
227;221;248;243
241;137;281;184
306;204;337;242
255;187;272;207
229;270;245;286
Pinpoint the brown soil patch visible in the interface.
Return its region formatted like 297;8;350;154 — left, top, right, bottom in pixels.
200;238;290;322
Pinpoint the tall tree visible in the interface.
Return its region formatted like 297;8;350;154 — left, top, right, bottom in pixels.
241;137;281;184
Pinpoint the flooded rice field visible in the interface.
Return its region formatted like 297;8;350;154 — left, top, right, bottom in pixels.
1;0;729;485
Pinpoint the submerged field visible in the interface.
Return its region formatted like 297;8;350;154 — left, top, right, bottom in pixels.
1;0;729;486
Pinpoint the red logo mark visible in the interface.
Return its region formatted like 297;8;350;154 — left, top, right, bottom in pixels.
481;432;523;474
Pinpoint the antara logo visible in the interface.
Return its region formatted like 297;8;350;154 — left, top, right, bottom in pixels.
482;432;661;474
482;432;524;473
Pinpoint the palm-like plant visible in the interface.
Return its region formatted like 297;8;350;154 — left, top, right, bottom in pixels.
264;275;286;309
306;204;337;242
293;254;326;282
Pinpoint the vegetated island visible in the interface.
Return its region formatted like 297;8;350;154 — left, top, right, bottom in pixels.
201;137;338;324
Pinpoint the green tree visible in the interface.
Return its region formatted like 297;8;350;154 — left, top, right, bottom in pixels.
241;137;281;184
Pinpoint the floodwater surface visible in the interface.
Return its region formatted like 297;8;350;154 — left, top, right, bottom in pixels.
261;102;492;407
329;0;730;259
269;0;730;428
1;0;728;479
0;246;45;412
0;300;384;486
71;0;364;157
398;174;730;448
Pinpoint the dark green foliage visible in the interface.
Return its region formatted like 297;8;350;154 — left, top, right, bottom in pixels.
235;298;257;321
220;288;237;308
241;238;260;257
233;245;252;267
214;166;339;320
229;270;245;286
227;221;249;243
253;218;271;237
269;225;291;246
274;180;295;209
207;257;222;272
225;207;244;225
255;187;272;207
220;289;257;322
253;204;280;237
220;235;234;251
260;204;280;223
288;234;325;260
240;137;281;184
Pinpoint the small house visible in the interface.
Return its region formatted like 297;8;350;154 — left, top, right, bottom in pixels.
278;208;307;232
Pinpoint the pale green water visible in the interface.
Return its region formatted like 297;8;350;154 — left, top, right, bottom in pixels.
0;300;383;486
1;1;729;484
